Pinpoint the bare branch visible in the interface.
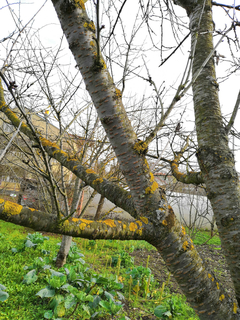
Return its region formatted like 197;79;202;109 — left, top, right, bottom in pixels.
226;90;240;134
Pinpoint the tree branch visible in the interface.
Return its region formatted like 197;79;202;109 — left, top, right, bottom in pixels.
0;80;137;217
0;198;150;240
212;1;240;11
225;90;240;134
170;138;204;185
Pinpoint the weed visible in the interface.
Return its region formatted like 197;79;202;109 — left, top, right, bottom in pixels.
111;250;134;268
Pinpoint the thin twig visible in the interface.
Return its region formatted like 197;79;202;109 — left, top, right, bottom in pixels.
225;90;240;134
0;121;22;162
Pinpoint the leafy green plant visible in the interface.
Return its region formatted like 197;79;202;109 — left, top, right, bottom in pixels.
11;232;49;253
125;266;154;296
99;291;123;318
87;239;96;249
111;250;134;268
22;256;51;284
33;255;125;319
154;295;196;319
27;232;49;244
154;305;172;318
67;242;85;263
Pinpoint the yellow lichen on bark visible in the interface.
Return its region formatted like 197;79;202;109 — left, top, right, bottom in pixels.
4;201;22;215
72;218;79;223
233;302;238;314
208;273;214;282
140;216;148;224
181;226;186;236
63;220;69;227
150;172;154;182
144;159;149;169
79;222;87;230
162;220;167;226
83;21;96;33
182;240;194;251
53;149;69;158
129;222;137;232
182;241;188;251
93;178;103;184
74;0;85;10
114;88;122;99
219;294;225;301
86;169;95;174
80;219;93;224
145;181;158;194
136;220;142;227
29;208;35;212
40;137;58;148
103;219;116;227
93;52;107;70
133;140;148;154
0;198;4;204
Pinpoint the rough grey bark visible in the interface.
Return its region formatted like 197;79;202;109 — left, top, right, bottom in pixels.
51;0;163;217
188;0;240;307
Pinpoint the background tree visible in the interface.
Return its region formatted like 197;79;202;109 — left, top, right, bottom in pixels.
0;0;240;319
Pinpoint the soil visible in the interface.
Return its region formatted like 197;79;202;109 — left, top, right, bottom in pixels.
130;244;235;299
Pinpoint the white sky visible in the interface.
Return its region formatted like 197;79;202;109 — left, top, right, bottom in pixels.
0;0;240;170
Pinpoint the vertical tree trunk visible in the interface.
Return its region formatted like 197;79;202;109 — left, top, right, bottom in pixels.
188;0;240;306
55;234;73;268
56;178;82;268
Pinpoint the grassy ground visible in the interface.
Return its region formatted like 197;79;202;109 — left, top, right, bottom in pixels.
0;221;222;320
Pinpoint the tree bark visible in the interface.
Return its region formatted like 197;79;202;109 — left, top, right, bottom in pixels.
55;234;72;268
188;0;240;307
94;194;104;221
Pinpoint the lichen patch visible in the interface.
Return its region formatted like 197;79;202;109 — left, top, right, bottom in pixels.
4;201;22;215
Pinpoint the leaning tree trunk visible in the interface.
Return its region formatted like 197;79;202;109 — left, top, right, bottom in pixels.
49;1;239;318
94;194;104;221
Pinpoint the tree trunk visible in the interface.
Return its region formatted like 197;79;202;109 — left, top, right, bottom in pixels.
56;178;82;268
189;0;240;307
49;1;239;318
55;234;73;268
94;194;104;221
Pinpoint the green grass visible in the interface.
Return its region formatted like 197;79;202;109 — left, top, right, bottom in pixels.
0;220;207;320
191;229;221;246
